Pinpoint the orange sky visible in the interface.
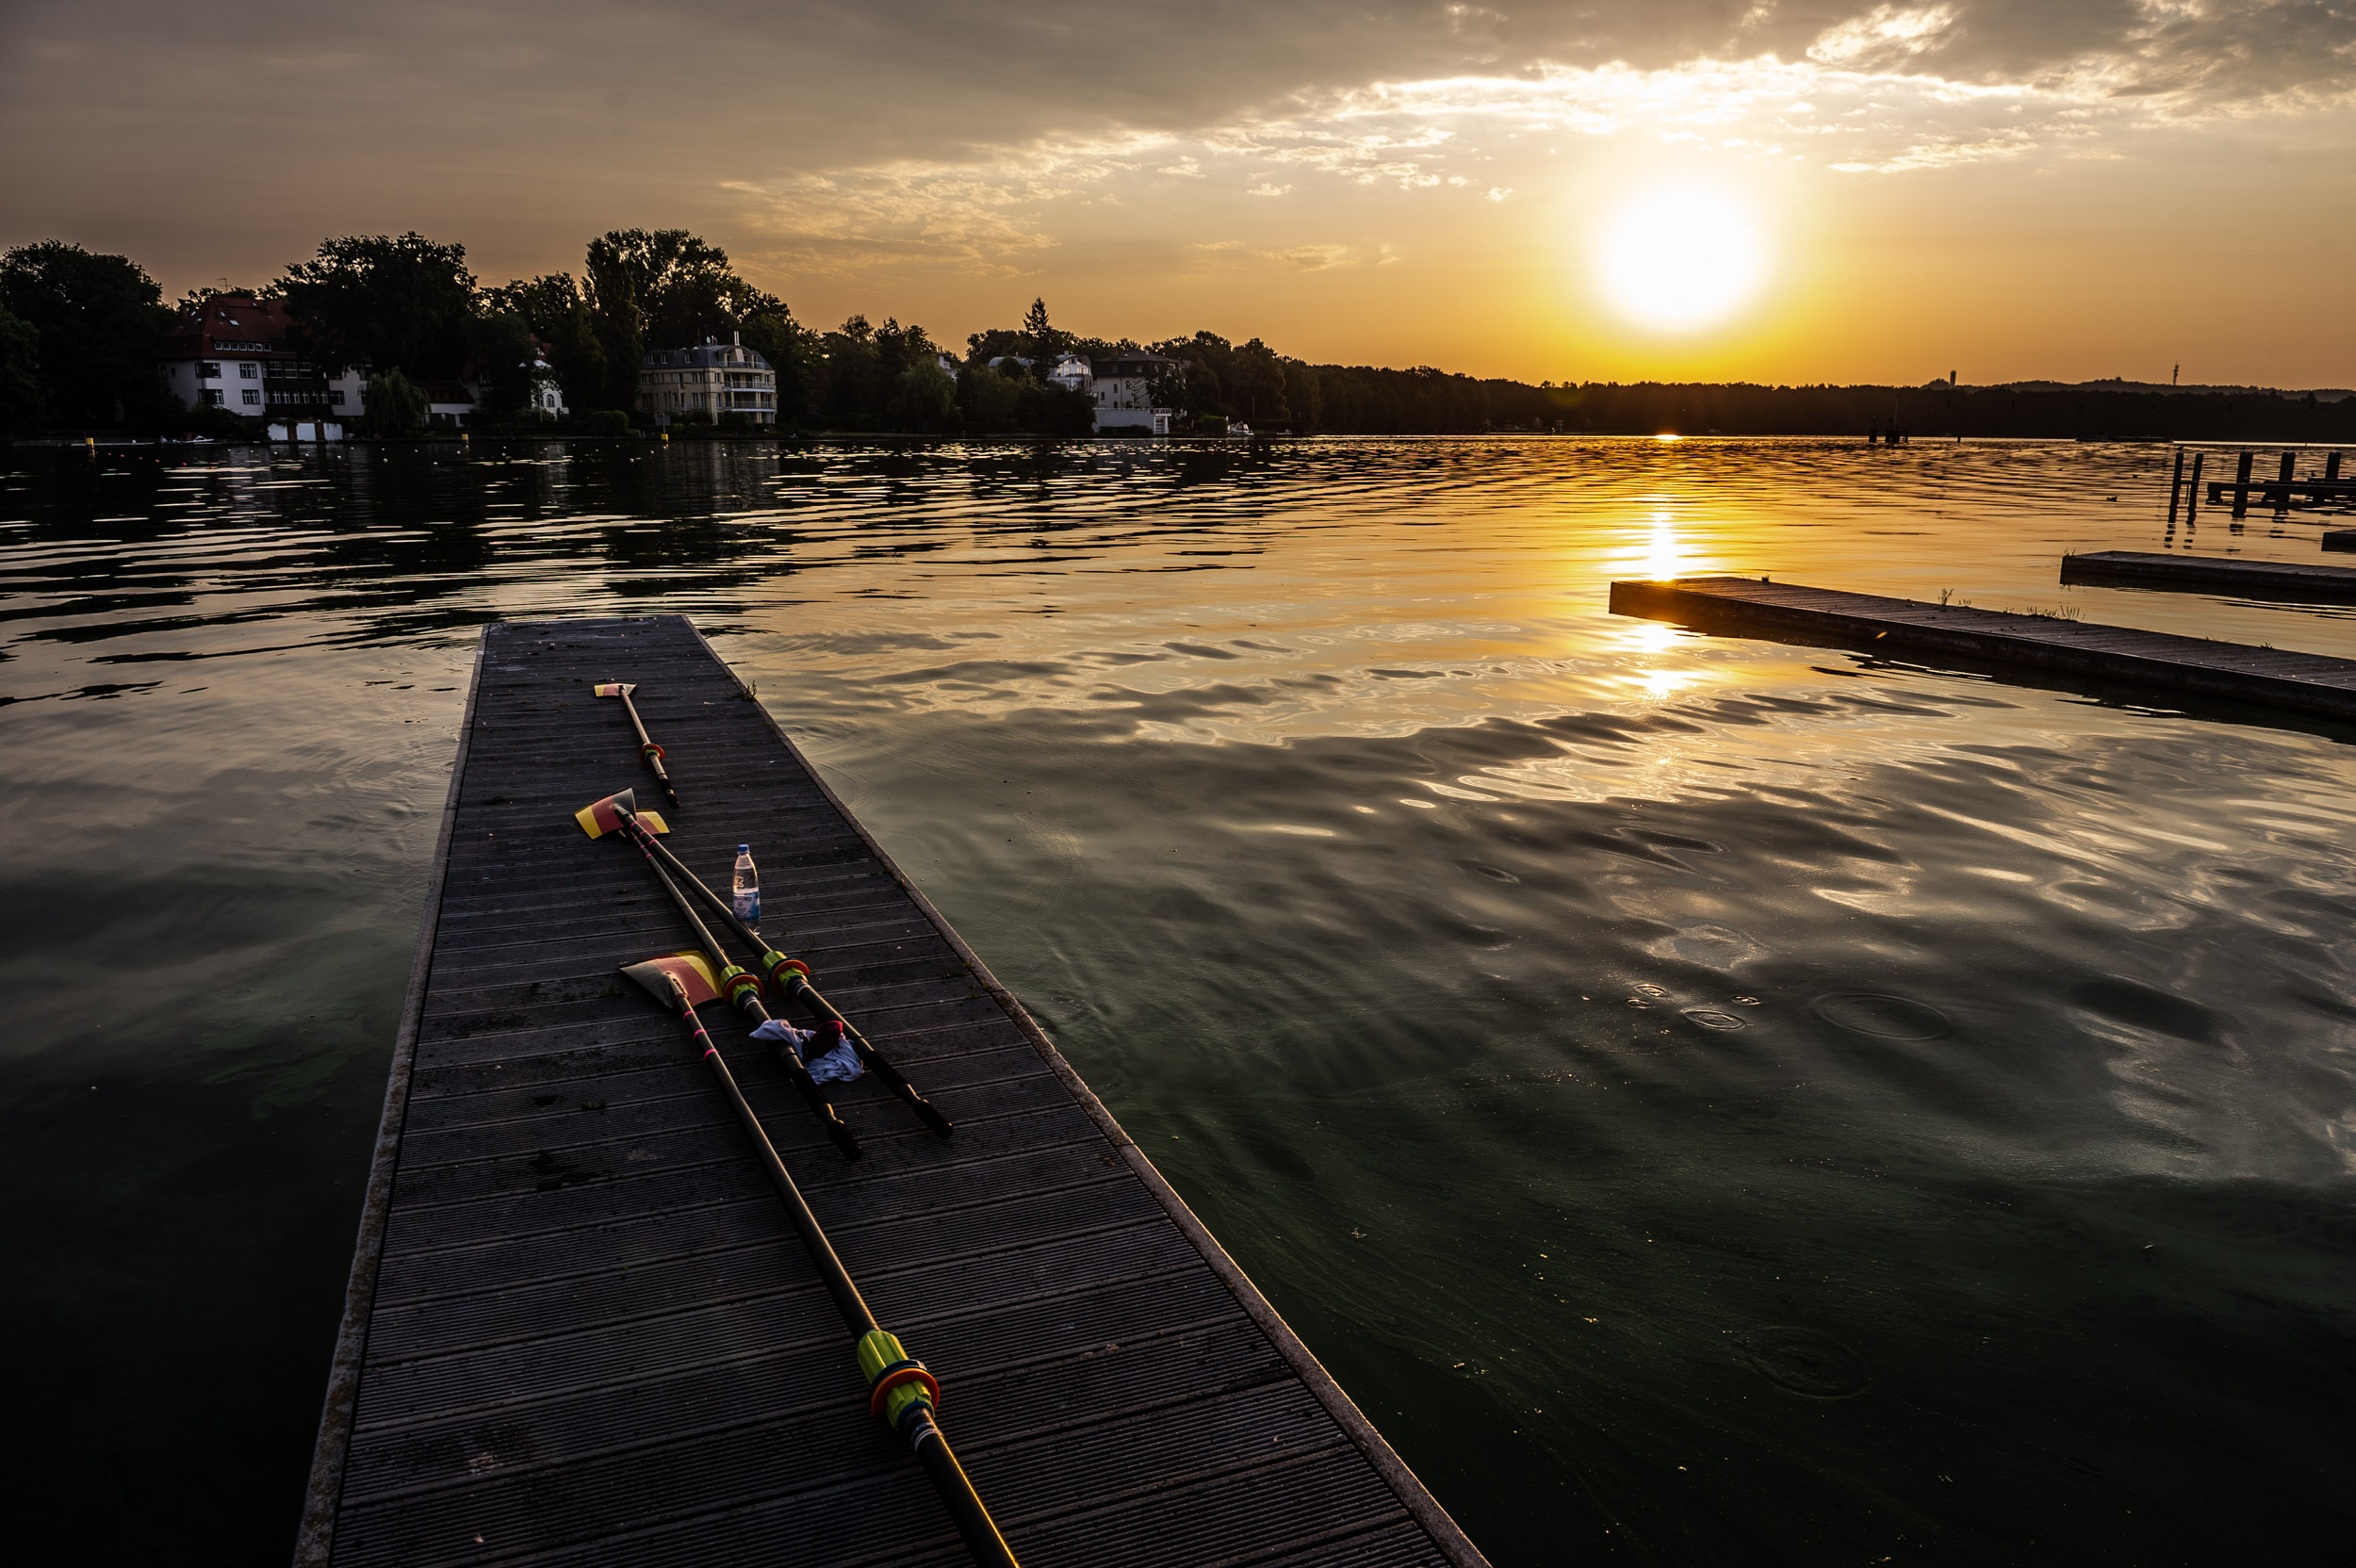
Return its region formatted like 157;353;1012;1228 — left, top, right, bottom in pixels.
5;2;2351;387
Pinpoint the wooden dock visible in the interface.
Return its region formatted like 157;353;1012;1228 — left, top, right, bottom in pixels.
297;614;1485;1568
1611;576;2356;721
2058;550;2356;600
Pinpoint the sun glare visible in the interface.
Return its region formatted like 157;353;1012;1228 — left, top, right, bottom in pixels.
1594;188;1768;333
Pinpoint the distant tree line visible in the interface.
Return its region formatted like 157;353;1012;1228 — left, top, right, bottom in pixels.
4;231;2352;443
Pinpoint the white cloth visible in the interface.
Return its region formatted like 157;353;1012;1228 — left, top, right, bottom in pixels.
751;1019;864;1084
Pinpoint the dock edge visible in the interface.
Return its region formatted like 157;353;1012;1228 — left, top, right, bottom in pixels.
292;633;487;1567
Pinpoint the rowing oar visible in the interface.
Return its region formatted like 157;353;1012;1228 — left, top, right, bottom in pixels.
578;789;954;1138
621;953;1019;1568
593;681;679;808
581;793;861;1160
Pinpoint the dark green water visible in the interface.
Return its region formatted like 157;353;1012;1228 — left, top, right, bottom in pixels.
4;437;2352;1565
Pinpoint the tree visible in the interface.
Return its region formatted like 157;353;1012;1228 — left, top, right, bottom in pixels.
465;309;538;416
0;241;177;427
1282;357;1323;432
485;274;606;414
175;283;261;313
1022;297;1069;365
738;308;821;426
0;303;41;433
278;232;478;378
585;228;782;353
365;368;430;433
1229;337;1291;426
887;356;957;432
955;357;1024;432
817;314;885;427
581;238;645;412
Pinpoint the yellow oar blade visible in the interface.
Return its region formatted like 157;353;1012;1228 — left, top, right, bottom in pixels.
621;951;721;1006
573;789;670;839
592;682;636;697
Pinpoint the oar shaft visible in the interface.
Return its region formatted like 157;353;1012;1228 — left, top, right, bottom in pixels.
673;987;874;1330
626;825;860;1159
615;802;951;1135
666;986;1021;1567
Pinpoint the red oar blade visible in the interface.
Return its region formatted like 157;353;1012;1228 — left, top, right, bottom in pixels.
621;951;721;1006
574;789;670;839
592;682;637;698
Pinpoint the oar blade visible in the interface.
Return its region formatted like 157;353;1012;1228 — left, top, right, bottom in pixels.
621;951;721;1006
574;789;670;839
591;682;637;698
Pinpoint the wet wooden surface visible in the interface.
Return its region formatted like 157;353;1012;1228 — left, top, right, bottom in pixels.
2060;550;2356;599
299;614;1484;1568
1612;575;2356;720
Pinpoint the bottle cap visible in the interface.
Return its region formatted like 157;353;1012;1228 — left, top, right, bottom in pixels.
739;844;750;853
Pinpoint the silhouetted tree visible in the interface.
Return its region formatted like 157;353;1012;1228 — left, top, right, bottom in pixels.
0;302;41;432
1022;297;1068;365
279;232;477;378
485;274;606;413
1229;338;1290;425
581;237;646;412
365;367;430;433
738;308;822;426
0;240;178;427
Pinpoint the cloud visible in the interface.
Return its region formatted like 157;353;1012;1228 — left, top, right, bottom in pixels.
5;0;2353;288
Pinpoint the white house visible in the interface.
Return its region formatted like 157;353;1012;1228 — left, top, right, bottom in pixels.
157;293;367;423
637;335;777;424
1061;351;1177;434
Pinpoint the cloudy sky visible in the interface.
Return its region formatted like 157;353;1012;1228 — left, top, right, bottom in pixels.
4;1;2350;384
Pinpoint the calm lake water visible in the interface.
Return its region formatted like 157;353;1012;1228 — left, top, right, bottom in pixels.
4;436;2352;1565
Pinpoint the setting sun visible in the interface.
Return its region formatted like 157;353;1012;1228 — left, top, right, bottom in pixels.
1593;187;1769;333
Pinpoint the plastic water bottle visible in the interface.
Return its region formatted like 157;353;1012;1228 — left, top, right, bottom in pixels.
732;845;761;930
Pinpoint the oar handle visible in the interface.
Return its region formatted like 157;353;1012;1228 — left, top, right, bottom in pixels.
735;992;861;1162
904;1408;1020;1568
618;694;681;807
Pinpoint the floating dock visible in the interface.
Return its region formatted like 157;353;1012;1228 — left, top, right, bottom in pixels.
1611;576;2356;722
2058;550;2356;601
298;614;1484;1568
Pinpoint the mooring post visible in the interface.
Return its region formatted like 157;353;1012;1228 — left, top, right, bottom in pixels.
2330;452;2345;482
2186;452;2204;524
2168;447;2185;527
2233;450;2254;517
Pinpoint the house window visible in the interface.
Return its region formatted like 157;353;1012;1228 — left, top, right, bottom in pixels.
240;363;260;378
242;388;260;405
200;362;221;379
331;390;346;407
205;389;224;406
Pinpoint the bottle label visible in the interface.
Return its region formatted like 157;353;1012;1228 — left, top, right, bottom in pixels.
735;891;761;923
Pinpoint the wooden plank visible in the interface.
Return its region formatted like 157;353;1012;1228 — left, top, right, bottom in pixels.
1611;575;2356;720
2060;550;2356;600
299;614;1487;1568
